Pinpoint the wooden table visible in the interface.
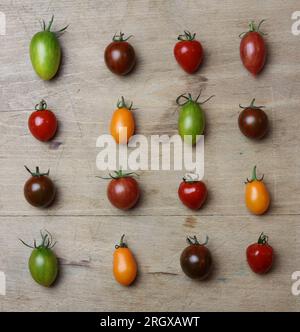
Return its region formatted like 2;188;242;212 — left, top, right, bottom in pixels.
0;0;299;311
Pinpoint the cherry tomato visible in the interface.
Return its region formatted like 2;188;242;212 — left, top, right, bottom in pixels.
180;235;212;280
28;100;58;142
178;174;207;210
104;32;136;75
240;20;267;75
20;230;58;287
245;166;270;215
102;170;140;210
238;99;268;139
24;166;56;208
174;30;204;74
177;91;213;145
110;97;135;144
113;234;137;286
246;233;274;274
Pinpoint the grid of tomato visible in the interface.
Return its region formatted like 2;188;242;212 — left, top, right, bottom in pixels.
21;17;272;287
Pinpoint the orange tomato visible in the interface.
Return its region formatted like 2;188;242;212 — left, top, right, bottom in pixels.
110;97;135;144
113;235;137;286
245;166;270;215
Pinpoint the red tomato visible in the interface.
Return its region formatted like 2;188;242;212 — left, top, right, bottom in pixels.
174;31;203;74
105;171;140;210
246;233;274;274
178;175;207;210
240;20;267;75
28;100;57;141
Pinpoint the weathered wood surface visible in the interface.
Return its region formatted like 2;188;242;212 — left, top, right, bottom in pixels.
0;0;300;311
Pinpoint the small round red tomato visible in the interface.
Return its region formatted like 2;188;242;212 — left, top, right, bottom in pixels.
174;31;204;74
102;170;140;210
246;233;274;274
28;100;57;141
178;174;207;210
240;20;267;75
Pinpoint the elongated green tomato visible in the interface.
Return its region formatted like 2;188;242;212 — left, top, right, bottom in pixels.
30;15;68;80
177;92;214;145
20;230;58;287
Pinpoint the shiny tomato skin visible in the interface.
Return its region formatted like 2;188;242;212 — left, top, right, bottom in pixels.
240;32;266;75
245;180;270;215
104;41;135;75
174;40;203;74
113;247;137;286
110;107;135;144
247;242;273;274
180;244;212;279
238;107;268;139
28;109;57;142
178;181;207;210
107;177;139;210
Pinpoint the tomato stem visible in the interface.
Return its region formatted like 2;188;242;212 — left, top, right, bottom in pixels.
176;91;214;106
41;15;68;34
115;234;128;249
239;19;267;38
183;173;200;183
19;230;56;250
24;165;50;177
246;165;264;183
97;170;139;180
35;99;48;111
177;30;196;41
257;232;269;245
186;235;209;246
117;96;133;110
239;98;265;110
113;32;133;42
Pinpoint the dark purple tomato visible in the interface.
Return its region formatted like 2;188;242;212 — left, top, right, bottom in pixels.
180;236;212;280
238;99;268;139
24;166;56;208
104;32;136;76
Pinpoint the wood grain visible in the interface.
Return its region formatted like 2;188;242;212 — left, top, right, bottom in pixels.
0;0;300;311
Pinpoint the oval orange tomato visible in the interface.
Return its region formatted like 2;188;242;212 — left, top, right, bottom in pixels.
245;166;270;215
110;97;135;144
113;235;137;286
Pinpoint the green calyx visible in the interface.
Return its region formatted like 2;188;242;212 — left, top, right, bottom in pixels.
186;235;209;246
183;173;200;183
246;166;264;183
112;31;133;42
257;232;269;245
19;230;57;250
239;98;265;110
115;234;128;249
176;90;214;107
239;19;267;38
35;99;48;111
24;166;50;177
40;15;68;34
98;170;139;180
117;96;133;110
177;30;196;41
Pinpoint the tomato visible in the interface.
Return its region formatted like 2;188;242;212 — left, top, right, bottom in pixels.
28;100;58;142
101;170;140;210
246;233;274;274
113;234;137;286
245;166;270;215
20;230;58;287
180;235;212;280
24;166;56;208
110;97;135;144
177;92;213;145
174;31;204;74
178;174;207;210
30;15;68;80
238;99;268;139
240;20;267;75
104;32;136;75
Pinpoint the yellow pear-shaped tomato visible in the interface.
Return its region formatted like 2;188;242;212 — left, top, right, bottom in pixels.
245;166;270;215
113;235;137;286
110;97;135;144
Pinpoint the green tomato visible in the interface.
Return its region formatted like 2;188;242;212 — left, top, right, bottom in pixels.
30;16;68;80
20;230;58;287
177;93;207;145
